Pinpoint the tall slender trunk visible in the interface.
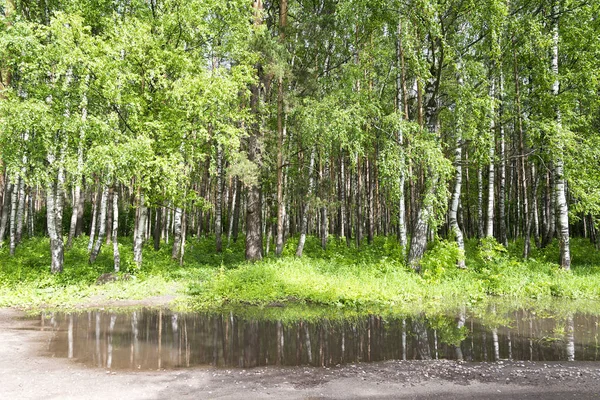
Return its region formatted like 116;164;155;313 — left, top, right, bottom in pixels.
486;79;496;239
67;183;82;248
355;156;362;247
477;167;484;238
396;20;408;254
88;184;99;253
227;176;238;246
450;68;466;268
232;177;242;244
68;84;88;247
15;175;25;244
0;179;11;244
172;207;183;260
296;148;316;257
498;72;507;246
339;150;348;245
105;187;113;244
215;143;223;253
112;189;120;272
89;184;109;264
9;175;18;256
133;193;147;267
154;206;162;251
551;2;570;270
320;157;329;250
367;157;374;245
75;182;85;237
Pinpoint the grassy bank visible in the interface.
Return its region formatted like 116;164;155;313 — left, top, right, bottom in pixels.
1;234;600;312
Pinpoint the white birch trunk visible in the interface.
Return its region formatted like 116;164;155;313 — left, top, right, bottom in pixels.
133;193;147;267
15;175;25;244
112;190;120;272
88;187;99;253
171;207;183;260
552;3;570;270
215;144;223;253
486;79;496;238
9;175;18;255
450;128;466;268
89;184;108;264
396;19;408;255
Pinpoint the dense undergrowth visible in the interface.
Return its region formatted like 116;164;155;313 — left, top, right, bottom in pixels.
1;234;600;312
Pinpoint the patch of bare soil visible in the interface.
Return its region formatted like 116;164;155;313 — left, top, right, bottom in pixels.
2;307;600;400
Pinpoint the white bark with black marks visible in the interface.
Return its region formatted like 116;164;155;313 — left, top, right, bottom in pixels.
88;187;99;253
450;128;466;268
9;175;18;256
486;79;496;238
112;190;120;272
171;207;183;260
15;175;25;244
133;194;147;267
215;143;223;253
551;2;570;270
89;184;108;264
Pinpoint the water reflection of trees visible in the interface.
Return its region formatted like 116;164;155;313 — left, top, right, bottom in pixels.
41;308;600;369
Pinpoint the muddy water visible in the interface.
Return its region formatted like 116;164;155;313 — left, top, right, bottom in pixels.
38;308;600;370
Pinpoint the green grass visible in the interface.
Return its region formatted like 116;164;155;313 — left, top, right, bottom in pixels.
2;233;600;314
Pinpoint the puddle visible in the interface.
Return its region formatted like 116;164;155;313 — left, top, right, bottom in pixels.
37;308;600;370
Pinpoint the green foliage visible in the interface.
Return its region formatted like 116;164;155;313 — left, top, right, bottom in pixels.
3;235;600;313
420;240;462;282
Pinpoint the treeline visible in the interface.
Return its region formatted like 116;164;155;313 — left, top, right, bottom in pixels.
0;0;599;273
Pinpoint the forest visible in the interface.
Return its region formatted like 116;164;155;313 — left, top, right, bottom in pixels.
1;0;600;310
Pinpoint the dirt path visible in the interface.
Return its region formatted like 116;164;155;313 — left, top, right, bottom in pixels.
2;308;600;400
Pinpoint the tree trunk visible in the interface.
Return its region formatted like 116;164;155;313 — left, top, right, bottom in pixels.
67;182;82;248
551;3;570;270
105;187;113;245
486;79;496;239
47;150;66;274
245;17;263;261
477;167;484;238
367;157;374;245
355;156;362;247
320;157;329;250
296;148;316;257
88;185;99;253
338;150;346;241
227;177;238;246
396;21;408;254
172;207;183;260
498;72;508;246
112;189;120;272
75;182;85;237
215;143;223;253
9;175;18;256
0;179;11;244
133;193;147;267
89;185;109;264
231;177;242;244
15;175;25;245
154;206;162;251
449;81;466;269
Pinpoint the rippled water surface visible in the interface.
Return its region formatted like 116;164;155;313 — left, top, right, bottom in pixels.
37;308;600;370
